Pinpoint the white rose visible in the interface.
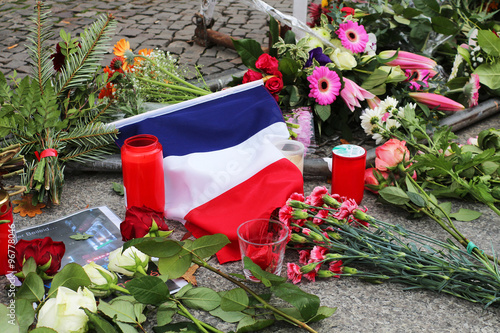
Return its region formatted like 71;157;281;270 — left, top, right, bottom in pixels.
303;36;324;53
312;27;331;41
330;48;357;70
83;262;118;297
37;286;97;333
108;246;149;277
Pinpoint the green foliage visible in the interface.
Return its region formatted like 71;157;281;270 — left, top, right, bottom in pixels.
0;4;119;205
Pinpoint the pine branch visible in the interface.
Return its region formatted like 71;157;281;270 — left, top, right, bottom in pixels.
59;143;118;163
59;122;118;147
55;13;116;98
26;1;54;94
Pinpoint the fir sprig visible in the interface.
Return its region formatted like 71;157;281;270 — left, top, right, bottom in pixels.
0;2;119;205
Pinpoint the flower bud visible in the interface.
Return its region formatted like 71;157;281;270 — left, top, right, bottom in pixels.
325;253;343;260
292;210;309;220
83;262;118;297
290;234;308;243
322;195;340;208
108;246;149;277
342;267;358;274
300;262;320;274
288;200;309;209
317;269;337;278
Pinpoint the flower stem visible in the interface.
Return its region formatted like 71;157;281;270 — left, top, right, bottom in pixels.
176;302;223;333
174;300;212;333
192;258;319;333
135;76;210;96
110;284;130;294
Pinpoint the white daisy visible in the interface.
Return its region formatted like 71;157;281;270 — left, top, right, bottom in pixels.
360;107;384;135
378;96;398;114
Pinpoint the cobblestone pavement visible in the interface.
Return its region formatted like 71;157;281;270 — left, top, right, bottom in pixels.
0;0;293;83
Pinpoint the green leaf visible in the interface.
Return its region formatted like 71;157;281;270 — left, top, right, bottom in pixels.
232;39;264;69
449;209;482;222
157;247;192;279
481;161;498;175
15;298;35;333
191;234;230;259
180;287;221;311
220;288;249;312
48;263;91;297
474;62;500;94
98;300;137;323
278;57;300;77
112;182;124;196
0;303;20;333
268;15;279;58
435;201;452;218
69;232;94;240
126;275;170;305
431;16;458;35
307;306;337;323
22;256;37;277
477;30;500;57
16;272;45;302
123;238;183;258
379;187;410;205
115;322;138;333
82;308;119;333
209;307;247;323
243;256;286;287
236;316;274;333
156;301;177;326
314;104;331;122
271;283;320;321
407;191;426;207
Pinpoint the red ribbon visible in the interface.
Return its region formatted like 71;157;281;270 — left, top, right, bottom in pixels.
34;149;58;162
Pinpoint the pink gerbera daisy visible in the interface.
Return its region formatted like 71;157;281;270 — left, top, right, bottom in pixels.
336;20;369;53
307;67;341;105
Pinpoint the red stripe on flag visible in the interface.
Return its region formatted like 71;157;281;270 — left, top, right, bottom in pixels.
184;159;304;264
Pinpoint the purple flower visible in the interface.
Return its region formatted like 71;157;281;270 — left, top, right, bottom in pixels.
304;47;332;68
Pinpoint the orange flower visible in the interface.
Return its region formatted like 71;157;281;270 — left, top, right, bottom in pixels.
133;48;153;67
113;38;132;57
98;82;116;99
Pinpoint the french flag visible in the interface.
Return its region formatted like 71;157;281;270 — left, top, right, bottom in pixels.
112;80;304;263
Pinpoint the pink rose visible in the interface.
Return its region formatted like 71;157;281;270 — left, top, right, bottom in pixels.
255;53;279;74
242;69;263;83
364;168;390;194
375;139;410;172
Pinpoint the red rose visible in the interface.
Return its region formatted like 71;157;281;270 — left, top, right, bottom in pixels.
264;75;284;95
242;69;263;84
15;237;66;278
340;7;355;17
255;53;279;74
120;206;169;241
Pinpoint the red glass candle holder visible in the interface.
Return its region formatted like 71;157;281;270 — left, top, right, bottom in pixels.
331;144;366;204
0;190;14;275
121;134;165;214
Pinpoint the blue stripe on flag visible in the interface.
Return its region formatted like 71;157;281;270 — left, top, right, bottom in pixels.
114;84;284;157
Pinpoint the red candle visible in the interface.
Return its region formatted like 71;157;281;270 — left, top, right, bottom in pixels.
121;135;165;214
331;144;366;204
0;190;14;275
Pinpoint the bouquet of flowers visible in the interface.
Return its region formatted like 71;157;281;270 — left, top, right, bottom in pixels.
233;7;469;142
279;186;500;308
6;206;335;333
97;39;211;118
